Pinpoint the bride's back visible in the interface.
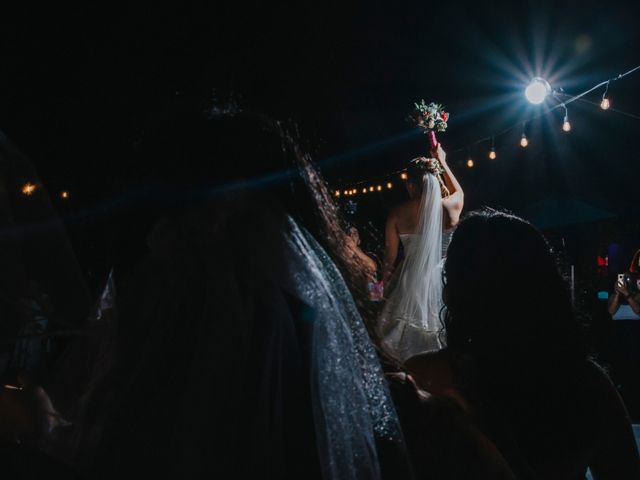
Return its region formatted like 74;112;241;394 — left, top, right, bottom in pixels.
392;199;422;235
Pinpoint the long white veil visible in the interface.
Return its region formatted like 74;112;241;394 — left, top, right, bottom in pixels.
377;173;444;364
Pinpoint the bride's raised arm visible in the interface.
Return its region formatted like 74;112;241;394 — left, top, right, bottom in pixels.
434;143;464;229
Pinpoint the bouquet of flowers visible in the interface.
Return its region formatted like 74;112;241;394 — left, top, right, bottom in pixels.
407;100;449;149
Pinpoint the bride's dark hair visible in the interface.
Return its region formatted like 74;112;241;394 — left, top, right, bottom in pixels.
405;161;431;195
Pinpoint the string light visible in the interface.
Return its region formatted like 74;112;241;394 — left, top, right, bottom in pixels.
386;182;393;189
21;182;37;196
376;185;382;191
336;191;341;197
362;188;367;194
601;81;611;110
331;64;640;192
369;186;374;192
520;124;529;148
562;105;571;132
466;158;474;168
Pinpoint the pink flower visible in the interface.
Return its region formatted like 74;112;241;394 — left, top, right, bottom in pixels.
441;112;448;121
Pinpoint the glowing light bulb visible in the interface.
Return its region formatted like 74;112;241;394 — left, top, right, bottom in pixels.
386;182;393;189
21;182;37;196
369;186;374;192
362;188;367;194
562;116;571;132
520;134;529;148
376;185;382;191
600;97;610;110
525;77;551;104
466;158;474;168
61;191;70;199
489;148;497;160
400;172;408;180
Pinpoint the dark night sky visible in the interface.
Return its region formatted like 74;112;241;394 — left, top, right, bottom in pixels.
0;1;639;227
3;1;640;418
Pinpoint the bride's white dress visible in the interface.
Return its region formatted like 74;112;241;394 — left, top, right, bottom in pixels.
376;174;449;364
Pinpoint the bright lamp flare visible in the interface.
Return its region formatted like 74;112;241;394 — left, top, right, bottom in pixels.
466;158;474;168
520;134;529;148
525;77;551;104
562;116;571;132
489;148;497;160
600;97;610;110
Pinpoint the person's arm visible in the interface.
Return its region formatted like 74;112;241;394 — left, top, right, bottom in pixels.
434;144;464;229
404;349;456;398
608;289;622;316
609;277;638;315
627;292;640;315
360;251;378;279
383;212;399;285
346;241;378;280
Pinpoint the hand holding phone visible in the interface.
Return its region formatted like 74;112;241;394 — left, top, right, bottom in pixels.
616;273;630;296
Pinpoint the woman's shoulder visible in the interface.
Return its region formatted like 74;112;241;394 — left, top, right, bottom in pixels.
576;359;632;429
578;360;640;477
579;359;615;392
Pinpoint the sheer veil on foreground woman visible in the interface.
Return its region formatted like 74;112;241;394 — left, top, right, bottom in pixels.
69;106;412;479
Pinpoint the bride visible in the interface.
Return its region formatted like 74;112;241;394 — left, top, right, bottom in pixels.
377;143;463;364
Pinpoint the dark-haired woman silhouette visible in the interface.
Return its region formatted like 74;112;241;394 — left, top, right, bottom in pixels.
70;106;411;479
406;209;640;479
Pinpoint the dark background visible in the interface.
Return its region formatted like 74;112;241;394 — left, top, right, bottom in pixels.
0;2;639;414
